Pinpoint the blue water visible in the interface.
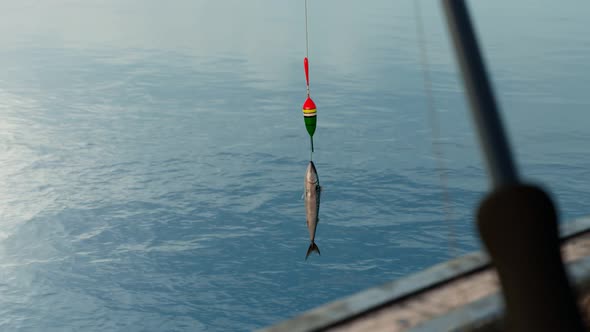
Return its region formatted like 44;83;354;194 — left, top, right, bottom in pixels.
1;0;590;331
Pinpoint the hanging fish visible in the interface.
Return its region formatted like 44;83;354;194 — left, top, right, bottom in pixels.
302;0;320;260
302;57;317;153
304;160;321;259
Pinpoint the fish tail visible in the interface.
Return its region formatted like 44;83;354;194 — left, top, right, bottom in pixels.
305;242;320;260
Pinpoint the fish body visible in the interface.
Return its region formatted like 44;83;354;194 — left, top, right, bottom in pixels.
304;161;321;259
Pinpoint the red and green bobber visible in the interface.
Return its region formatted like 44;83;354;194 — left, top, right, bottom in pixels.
303;96;317;150
302;57;317;152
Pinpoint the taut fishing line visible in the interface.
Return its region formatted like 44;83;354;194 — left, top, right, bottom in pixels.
413;0;457;259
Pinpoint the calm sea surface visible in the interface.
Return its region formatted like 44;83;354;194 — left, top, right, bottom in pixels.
1;0;589;331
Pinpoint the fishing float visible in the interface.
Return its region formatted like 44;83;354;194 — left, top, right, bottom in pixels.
302;0;317;160
302;57;317;156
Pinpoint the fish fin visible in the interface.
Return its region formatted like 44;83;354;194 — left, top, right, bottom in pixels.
305;242;321;260
302;187;309;200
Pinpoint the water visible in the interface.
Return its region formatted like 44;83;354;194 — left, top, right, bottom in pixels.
1;0;589;330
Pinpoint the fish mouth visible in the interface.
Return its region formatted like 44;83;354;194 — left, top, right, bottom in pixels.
306;161;319;183
309;160;317;172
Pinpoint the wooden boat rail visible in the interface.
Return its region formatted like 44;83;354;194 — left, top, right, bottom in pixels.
259;217;590;332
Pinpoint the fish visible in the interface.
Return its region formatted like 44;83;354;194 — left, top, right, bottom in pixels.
304;160;321;259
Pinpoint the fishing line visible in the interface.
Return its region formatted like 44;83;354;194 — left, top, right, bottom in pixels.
305;0;310;72
306;0;312;161
413;0;457;259
413;3;470;324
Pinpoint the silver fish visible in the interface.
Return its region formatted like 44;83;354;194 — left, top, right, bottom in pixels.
304;160;321;259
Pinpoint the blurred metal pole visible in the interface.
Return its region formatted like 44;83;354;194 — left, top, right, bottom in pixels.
441;0;519;189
